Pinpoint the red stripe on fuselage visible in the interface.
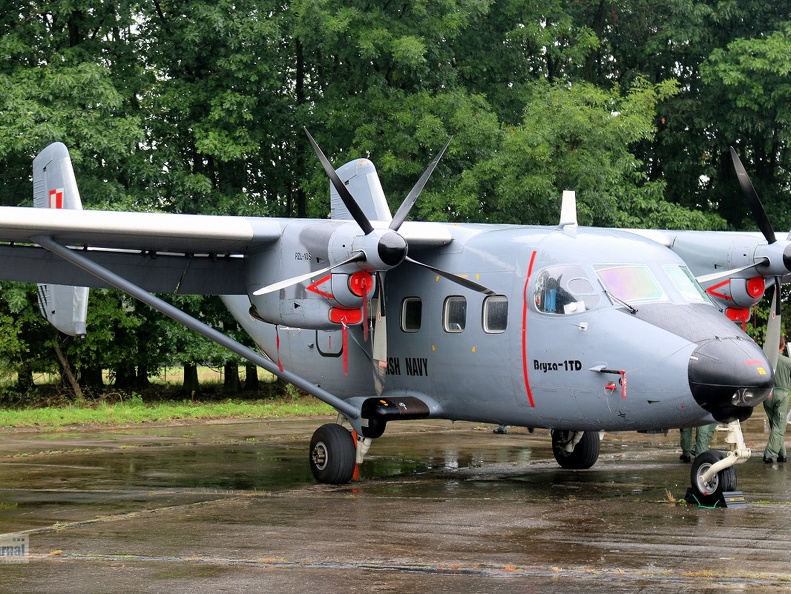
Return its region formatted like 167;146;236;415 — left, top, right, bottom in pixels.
521;251;538;407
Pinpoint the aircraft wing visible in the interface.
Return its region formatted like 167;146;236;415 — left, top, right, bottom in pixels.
0;207;455;295
0;207;283;294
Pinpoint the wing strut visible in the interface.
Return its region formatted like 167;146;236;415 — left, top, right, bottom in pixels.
31;235;360;421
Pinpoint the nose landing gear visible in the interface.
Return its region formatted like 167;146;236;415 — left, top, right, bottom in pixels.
686;420;749;507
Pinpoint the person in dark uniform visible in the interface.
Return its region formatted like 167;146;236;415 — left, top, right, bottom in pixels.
679;423;716;463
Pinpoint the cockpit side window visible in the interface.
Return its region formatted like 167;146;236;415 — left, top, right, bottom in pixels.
664;265;710;304
534;266;599;314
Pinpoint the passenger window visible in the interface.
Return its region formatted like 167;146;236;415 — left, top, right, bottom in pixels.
401;297;422;332
534;266;599;314
483;296;508;333
443;296;467;333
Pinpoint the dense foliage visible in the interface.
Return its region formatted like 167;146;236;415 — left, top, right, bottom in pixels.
0;1;789;396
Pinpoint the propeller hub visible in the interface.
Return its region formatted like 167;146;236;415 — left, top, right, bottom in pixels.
378;231;408;267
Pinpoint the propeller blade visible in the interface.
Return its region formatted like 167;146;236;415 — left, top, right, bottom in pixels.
389;138;452;232
695;259;768;284
372;274;387;396
253;252;365;296
730;146;776;244
405;256;495;295
305;128;374;235
764;280;782;370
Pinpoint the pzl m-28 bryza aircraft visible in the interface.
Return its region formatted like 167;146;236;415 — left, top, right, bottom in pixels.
0;136;784;505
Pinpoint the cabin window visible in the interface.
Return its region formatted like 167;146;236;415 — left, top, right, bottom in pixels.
534;266;599;314
483;295;508;333
443;296;467;332
401;297;422;332
595;264;666;303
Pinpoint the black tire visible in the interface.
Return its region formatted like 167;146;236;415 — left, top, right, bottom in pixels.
552;430;600;469
309;424;356;484
689;449;737;506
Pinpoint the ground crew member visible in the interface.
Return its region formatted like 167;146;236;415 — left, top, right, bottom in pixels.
679;423;716;463
764;335;791;463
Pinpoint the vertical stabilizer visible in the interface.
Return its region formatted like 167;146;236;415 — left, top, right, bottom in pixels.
33;143;89;337
331;159;392;223
33;142;83;210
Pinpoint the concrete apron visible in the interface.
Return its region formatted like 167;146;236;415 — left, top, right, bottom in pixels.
0;416;789;593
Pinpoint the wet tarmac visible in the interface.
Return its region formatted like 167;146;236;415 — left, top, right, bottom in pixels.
1;415;791;592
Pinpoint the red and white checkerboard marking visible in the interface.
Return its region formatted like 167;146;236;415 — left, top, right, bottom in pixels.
48;188;64;209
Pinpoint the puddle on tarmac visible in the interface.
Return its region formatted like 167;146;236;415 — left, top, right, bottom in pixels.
1;419;789;536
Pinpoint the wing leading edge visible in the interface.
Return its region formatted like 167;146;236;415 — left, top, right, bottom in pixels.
0;207;282;295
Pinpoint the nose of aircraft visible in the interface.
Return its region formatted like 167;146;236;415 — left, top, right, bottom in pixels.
688;337;773;421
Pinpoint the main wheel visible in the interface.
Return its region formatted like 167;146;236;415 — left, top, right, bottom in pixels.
689;450;736;506
309;423;356;484
552;430;600;469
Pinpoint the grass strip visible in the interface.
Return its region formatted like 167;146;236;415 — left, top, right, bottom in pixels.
0;397;334;430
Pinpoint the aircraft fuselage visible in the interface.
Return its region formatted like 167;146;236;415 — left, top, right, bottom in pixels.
225;222;772;434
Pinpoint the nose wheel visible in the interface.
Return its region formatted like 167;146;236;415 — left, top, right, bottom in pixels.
690;450;737;506
686;420;749;506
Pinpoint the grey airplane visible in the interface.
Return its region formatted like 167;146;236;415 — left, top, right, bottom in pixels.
0;136;783;506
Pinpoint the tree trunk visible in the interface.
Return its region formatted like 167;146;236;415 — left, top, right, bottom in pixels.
114;363;136;389
183;363;200;396
243;363;259;392
223;361;240;393
80;366;104;388
52;336;83;400
15;361;34;392
136;364;151;388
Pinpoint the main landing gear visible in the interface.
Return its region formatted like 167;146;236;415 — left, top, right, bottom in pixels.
551;430;601;469
308;420;374;485
687;420;749;506
309;423;357;484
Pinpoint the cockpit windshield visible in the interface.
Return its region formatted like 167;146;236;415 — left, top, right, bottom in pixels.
534;262;710;315
594;264;666;303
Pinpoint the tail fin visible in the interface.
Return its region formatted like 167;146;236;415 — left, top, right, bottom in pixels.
330;159;392;223
33;143;89;337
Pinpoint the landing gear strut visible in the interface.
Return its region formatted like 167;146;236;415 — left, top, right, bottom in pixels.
687;420;749;506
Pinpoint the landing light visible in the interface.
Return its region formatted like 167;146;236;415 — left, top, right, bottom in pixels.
731;387;770;407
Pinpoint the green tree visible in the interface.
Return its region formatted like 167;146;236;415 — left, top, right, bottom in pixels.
455;79;721;228
700;24;791;231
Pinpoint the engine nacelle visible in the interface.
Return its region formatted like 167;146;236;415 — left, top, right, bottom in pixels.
703;276;765;309
246;221;376;330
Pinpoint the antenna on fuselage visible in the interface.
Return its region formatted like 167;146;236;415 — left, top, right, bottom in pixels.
558;190;578;232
